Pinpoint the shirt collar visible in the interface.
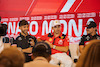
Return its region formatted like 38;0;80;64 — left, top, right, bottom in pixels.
88;33;98;37
93;34;98;37
20;33;29;38
34;57;48;62
51;32;62;38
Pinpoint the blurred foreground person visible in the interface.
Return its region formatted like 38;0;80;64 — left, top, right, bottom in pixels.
0;47;25;67
76;40;100;67
0;17;9;53
24;42;59;67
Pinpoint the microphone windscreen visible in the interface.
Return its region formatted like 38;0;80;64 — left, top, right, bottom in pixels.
3;37;9;43
10;37;14;44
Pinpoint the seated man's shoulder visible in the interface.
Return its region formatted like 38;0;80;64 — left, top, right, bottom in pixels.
82;35;87;37
48;33;53;37
15;36;22;40
28;35;37;39
81;35;88;39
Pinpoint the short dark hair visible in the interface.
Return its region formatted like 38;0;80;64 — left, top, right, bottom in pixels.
33;42;51;58
19;19;29;27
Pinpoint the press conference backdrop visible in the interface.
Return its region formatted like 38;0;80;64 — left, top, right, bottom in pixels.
0;0;100;44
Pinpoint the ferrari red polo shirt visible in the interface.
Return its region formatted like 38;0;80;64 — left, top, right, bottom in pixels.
39;33;69;54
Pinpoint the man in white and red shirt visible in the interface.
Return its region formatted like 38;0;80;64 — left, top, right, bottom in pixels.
38;20;73;67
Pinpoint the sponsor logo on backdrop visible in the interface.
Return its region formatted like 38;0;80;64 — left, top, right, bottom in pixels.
1;12;100;43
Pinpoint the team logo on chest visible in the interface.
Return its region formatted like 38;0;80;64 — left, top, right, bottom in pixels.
86;36;90;40
61;36;64;39
49;38;52;41
18;37;22;40
58;40;63;45
29;38;32;40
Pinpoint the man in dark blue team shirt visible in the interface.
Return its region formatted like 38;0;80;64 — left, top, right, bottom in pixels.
13;19;37;62
79;21;100;53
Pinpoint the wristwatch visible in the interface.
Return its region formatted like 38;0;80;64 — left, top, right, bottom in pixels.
53;45;56;49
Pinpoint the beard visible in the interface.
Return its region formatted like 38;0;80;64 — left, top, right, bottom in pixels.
22;30;28;35
55;30;61;34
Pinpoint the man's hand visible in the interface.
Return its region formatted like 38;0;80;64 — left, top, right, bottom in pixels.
45;41;68;52
30;39;35;46
17;47;22;51
22;47;32;53
79;45;84;53
45;41;53;48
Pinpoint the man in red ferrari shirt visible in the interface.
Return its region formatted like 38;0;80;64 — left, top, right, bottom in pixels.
38;20;73;67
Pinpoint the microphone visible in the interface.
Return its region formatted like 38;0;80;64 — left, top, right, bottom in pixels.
28;39;32;47
10;37;14;44
3;37;9;43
